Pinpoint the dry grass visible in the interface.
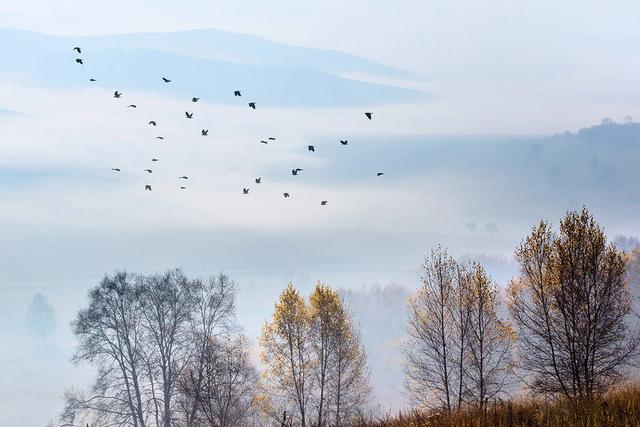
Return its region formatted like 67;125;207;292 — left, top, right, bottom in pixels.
353;385;640;426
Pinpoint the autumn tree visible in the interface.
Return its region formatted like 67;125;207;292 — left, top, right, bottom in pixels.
508;207;639;401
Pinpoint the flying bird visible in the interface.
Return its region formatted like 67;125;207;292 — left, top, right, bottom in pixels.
73;47;81;53
248;102;256;109
242;188;250;194
127;104;137;108
145;185;152;191
321;201;328;206
377;172;385;176
144;169;152;173
162;77;171;83
308;145;315;152
89;78;97;82
114;91;122;98
234;91;241;96
283;193;290;198
365;112;373;120
180;186;187;190
149;121;157;126
185;111;193;119
178;176;189;179
192;97;199;102
292;168;303;176
111;168;120;172
75;58;83;65
268;137;276;141
260;140;269;144
340;140;348;145
201;129;209;136
255;177;261;184
155;136;164;140
152;158;159;162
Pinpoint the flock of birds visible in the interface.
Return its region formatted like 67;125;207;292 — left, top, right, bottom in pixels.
73;46;385;206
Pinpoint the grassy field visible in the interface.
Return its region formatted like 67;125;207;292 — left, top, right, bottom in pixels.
354;384;640;426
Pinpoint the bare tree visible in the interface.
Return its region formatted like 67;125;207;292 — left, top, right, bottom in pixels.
508;207;639;401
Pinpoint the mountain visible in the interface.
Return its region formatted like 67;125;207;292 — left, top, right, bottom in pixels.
0;28;425;107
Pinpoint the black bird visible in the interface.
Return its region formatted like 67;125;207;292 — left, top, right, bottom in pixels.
292;168;303;176
255;177;262;184
73;47;81;53
192;97;199;102
260;140;269;144
377;172;385;176
152;158;159;162
308;145;315;152
283;193;290;198
248;102;256;109
242;188;250;194
144;169;152;173
340;140;348;145
162;77;171;83
321;200;328;206
180;186;187;190
179;176;189;179
111;168;121;172
149;121;157;126
127;104;137;108
185;111;193;119
268;137;276;141
365;112;373;120
234;90;241;96
156;136;164;140
201;129;209;136
89;78;97;82
75;58;83;64
145;185;152;191
114;91;122;98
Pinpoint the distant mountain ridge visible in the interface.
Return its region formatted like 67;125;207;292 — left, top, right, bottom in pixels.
0;28;425;107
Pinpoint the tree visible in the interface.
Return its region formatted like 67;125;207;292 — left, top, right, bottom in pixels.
465;262;513;413
27;292;55;345
508;207;639;401
260;284;314;426
404;246;460;410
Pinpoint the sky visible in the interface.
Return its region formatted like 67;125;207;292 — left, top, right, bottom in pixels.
1;1;640;425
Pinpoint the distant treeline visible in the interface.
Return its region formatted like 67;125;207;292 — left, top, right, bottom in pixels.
57;207;640;426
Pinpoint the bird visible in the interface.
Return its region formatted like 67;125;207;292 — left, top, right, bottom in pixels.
178;176;189;179
73;47;81;53
89;78;97;82
242;188;250;194
268;137;276;141
185;111;193;119
127;104;137;108
377;172;385;176
248;102;256;109
179;186;187;190
192;97;199;102
155;136;164;140
162;77;171;83
234;90;241;97
75;58;83;65
340;140;348;145
365;112;373;120
149;121;157;126
111;168;121;172
114;91;122;98
321;201;328;206
260;140;269;144
292;168;303;176
152;158;159;162
145;185;152;191
255;177;262;184
283;193;290;198
308;145;315;152
201;129;209;136
144;169;152;173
